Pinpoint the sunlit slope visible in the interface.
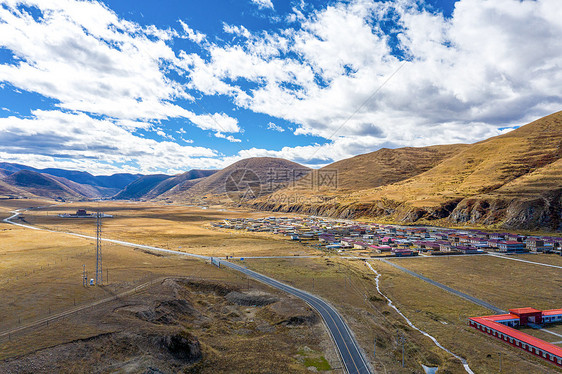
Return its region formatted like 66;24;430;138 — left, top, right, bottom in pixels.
252;111;562;230
163;157;309;202
323;144;467;191
359;111;562;206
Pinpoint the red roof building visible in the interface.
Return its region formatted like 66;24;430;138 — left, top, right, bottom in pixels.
469;308;562;367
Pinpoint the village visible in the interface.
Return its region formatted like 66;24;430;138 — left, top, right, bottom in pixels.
213;216;562;258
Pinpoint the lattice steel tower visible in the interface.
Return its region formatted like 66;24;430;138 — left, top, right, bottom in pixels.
95;211;102;285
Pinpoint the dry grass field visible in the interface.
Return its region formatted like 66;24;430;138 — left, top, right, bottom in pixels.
387;255;562;311
0;200;339;372
239;257;470;373
21;201;317;258
504;253;562;267
2;199;561;373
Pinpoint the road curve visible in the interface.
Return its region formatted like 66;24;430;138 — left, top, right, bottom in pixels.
222;260;372;374
3;211;372;374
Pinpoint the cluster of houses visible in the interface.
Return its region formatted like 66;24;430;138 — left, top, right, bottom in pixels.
213;217;562;257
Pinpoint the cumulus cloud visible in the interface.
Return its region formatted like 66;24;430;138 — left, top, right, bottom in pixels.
267;122;284;132
0;110;224;174
1;0;561;173
250;0;274;10
178;20;206;43
182;0;562;162
0;0;239;134
215;132;242;143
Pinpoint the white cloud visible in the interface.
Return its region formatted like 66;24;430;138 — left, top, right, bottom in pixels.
223;23;251;38
1;0;561;173
215;132;242;143
181;0;562;163
267;122;284;132
250;0;274;10
0;110;224;174
0;0;239;135
178;20;206;43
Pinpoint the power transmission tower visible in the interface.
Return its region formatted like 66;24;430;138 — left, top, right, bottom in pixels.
95;211;102;285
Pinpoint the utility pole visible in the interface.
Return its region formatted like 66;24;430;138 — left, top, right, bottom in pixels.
82;264;86;287
498;352;502;372
95;211;102;285
374;338;376;359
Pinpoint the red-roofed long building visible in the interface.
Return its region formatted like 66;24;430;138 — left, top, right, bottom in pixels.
469;308;562;367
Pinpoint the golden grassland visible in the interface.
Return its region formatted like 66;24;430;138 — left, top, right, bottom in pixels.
0;222;232;329
22;201;317;257
386;255;562;311
508;253;562;267
239;257;468;373
2;199;561;373
1;268;336;373
0;202;338;372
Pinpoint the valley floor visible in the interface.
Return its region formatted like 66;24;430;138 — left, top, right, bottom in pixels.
0;200;560;373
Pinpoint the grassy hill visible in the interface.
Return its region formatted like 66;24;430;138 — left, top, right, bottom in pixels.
321;144;467;191
143;170;217;200
113;174;171;200
2;170;85;200
0;163;140;193
162;157;309;204
252;111;562;231
0;179;35;198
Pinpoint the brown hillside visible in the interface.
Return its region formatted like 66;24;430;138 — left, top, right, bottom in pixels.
0;179;35;198
144;170;217;200
164;157;309;203
251;111;562;231
358;111;562;207
3;170;85;199
50;175;109;198
323;144;467;191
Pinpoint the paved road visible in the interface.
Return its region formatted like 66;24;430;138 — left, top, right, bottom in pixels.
379;259;507;314
222;260;372;374
3;211;372;374
487;253;562;269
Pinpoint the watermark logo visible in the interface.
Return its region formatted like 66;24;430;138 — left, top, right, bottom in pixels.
225;168;261;203
224;167;338;203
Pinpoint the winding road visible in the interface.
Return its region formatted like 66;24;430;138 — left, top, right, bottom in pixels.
222;260;372;374
2;210;372;374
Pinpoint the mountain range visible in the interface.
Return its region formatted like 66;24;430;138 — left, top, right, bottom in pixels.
1;111;560;230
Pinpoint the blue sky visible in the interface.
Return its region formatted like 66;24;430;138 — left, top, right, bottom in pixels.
0;0;560;175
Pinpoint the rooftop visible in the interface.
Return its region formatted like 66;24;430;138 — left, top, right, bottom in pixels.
470;317;562;357
509;307;542;315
